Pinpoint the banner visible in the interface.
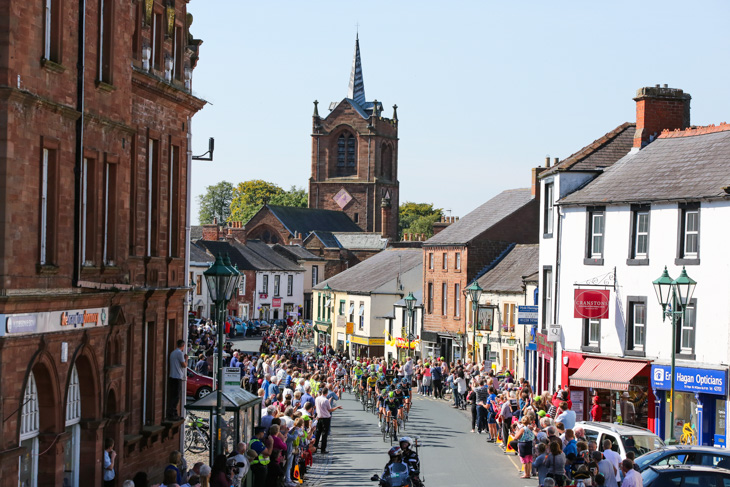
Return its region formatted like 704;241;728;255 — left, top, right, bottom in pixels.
574;289;610;319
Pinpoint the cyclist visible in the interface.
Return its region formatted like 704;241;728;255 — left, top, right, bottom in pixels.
400;379;412;415
359;371;370;400
383;391;402;437
377;385;389;428
399;437;422;487
393;384;406;423
353;362;364;391
334;362;347;393
367;372;378;403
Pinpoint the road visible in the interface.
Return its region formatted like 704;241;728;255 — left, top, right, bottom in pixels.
303;390;532;487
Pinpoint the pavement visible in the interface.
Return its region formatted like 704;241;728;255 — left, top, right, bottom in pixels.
301;390;533;487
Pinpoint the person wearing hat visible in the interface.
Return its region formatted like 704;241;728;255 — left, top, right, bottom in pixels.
377;447;411;485
249;426;270;486
619;392;636;424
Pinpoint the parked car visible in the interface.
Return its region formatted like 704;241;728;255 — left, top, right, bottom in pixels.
576;421;665;458
186;368;213;400
641;464;730;487
636;446;730;472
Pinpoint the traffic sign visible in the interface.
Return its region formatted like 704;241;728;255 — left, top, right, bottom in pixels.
517;305;538;325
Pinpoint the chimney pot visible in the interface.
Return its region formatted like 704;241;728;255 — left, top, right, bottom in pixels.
545;156;550;167
553;157;559;165
633;85;691;148
663;84;668;88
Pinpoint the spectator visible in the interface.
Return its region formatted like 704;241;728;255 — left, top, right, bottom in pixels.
556;401;577;430
167;340;188;420
103;437;116;487
621;459;641;487
313;387;342;454
602;440;622;486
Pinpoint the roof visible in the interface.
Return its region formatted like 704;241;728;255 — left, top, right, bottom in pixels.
190;225;203;240
426;189;534;245
271;244;323;262
560;129;730;205
189;241;214;264
196;239;258;271
331;232;388;250
476;244;539;293
348;35;366;106
541;123;635;177
305;231;342;249
264;205;362;238
196;239;303;272
313;248;422;294
238;240;303;272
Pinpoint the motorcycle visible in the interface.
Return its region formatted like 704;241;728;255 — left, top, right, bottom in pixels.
370;462;419;487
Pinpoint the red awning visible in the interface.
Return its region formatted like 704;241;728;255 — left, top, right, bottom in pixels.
570;357;646;391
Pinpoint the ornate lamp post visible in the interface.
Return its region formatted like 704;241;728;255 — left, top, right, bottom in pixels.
203;253;240;457
652;266;696;443
466;281;484;363
404;292;417;358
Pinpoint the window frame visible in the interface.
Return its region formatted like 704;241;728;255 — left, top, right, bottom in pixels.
103;155;118;266
455;252;461;271
544;182;554;238
287;275;293;296
336;132;357;177
584;206;606;265
98;0;114;84
238;274;246;295
442;253;448;270
312;265;319;287
676;298;697;360
676;203;701;265
42;0;63;65
541;266;552;331
262;275;269;294
274;275;281;296
625;296;647;357
196;275;202;295
627;204;650;265
427;282;434;314
581;318;601;352
428;253;434;270
454;283;461;317
39;140;59;266
441;282;448;316
358;302;365;330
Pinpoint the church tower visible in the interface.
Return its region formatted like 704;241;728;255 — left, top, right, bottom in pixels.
309;36;399;240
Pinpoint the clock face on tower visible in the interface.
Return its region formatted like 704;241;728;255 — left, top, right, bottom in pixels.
333;188;353;209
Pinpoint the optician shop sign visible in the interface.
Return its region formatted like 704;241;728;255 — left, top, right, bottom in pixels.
651;364;727;396
574;289;610;319
0;307;109;337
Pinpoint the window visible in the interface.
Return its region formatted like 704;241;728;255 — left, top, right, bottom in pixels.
358;302;365;330
388;317;394;337
81;156;97;266
442;253;448;270
428;253;434;270
103;158;117;265
40;145;58;265
626;297;647;355
349;301;354;323
196;275;202;295
19;372;39;487
628;205;650;264
541;267;552;330
339;300;345;315
317;294;321;320
582;318;600;351
262;275;269;294
143;322;155;424
678;204;700;263
503;303;515;332
173;26;184;81
455;252;461;270
146;138;159;257
274;275;280;296
455;284;461;317
586;208;605;261
677;299;697;357
238;275;246;295
98;0;113;83
287;275;293;296
442;283;448;316
43;0;62;64
152;11;163;70
168;145;181;257
427;283;433;314
64;365;81;487
336;133;357;177
312;266;319;287
132;1;142;60
544;182;554;236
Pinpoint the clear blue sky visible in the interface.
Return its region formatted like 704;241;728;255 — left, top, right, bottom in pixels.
189;0;730;225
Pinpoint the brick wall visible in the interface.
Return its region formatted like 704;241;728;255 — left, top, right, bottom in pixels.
633;86;691;148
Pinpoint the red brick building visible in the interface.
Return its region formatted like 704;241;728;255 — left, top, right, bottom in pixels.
0;1;205;485
309;36;399;240
421;170;543;363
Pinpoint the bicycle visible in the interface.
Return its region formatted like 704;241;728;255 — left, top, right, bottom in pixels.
184;412;211;453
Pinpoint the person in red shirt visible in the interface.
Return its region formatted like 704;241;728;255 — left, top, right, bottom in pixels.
590;395;603;421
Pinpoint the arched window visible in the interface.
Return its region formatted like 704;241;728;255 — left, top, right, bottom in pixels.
64;365;81;487
337;133;357;177
19;372;39;487
381;144;393;181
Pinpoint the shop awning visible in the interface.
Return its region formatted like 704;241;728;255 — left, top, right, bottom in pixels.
570;357;646;391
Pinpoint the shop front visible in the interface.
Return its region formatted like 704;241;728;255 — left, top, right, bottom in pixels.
536;332;553;393
314;322;331;350
350;335;385;359
564;352;654;430
650;364;727;446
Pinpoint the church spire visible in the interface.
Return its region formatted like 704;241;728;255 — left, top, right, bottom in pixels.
347;34;366;106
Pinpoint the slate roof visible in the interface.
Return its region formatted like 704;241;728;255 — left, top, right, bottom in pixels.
271;244;323;262
189;241;214;264
475;244;539;293
560;129;730;205
425;189;534;246
196;239;303;272
305;231;342;249
196;239;258;271
540;123;635;177
313;248;422;294
332;232;388;250
263;205;362;237
239;240;303;272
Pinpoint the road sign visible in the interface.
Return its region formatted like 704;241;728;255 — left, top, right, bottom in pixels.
517;305;538;325
547;324;561;342
222;367;241;393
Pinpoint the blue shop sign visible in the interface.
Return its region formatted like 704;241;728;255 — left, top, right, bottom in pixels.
651;365;726;396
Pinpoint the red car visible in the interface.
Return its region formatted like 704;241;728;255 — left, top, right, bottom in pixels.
186;368;213;400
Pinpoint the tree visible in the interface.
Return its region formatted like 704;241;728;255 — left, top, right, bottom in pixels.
197;181;234;224
398;202;442;240
229;180;284;223
270;185;308;208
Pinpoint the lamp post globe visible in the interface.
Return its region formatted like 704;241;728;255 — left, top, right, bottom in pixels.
673;266;697;309
652;266;674;315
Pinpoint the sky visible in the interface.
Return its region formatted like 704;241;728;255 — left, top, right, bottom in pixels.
188;1;730;225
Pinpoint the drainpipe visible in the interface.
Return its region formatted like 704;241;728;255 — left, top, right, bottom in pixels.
181;116;193;452
553;204;562;389
73;0;87;287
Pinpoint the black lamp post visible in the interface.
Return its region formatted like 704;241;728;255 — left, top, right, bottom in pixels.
652;265;696;442
466;281;484;363
404;292;417;358
203;252;240;457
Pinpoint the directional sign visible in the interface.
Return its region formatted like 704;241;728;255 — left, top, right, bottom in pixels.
517;305;538;325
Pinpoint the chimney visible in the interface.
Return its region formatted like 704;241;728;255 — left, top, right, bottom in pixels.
531;167;547;197
633;85;691;149
228;221;246;242
202;222;220;241
545;156;551;168
290;231;303;246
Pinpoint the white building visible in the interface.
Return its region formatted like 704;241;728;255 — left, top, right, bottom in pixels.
385;291;424;363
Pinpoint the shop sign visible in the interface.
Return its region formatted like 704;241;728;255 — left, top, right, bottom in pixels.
651;365;727;395
346;322;354;334
350;336;385;346
336;316;346;328
259;293;268;299
1;307;109;337
517;306;538;325
537;333;553;358
547;323;561;342
272;298;282;307
574;289;610;319
337;332;345;341
222;367;241;393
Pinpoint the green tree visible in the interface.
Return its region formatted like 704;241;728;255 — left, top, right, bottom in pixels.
398;202;442;239
229;180;284;223
270;185;308;208
197;181;234;224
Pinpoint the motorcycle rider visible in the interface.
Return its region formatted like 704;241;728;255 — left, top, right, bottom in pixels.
378;447;412;486
399;437;422;487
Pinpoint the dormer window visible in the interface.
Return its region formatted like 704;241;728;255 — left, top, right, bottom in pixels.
337;133;357;176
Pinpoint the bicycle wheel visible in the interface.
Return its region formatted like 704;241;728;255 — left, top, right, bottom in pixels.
186;428;209;454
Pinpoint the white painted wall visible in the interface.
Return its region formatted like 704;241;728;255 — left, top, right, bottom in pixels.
254;270;305;320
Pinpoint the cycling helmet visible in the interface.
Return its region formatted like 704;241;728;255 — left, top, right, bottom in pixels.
388;391;395;398
388;447;402;457
399;437;412;447
396;384;403;390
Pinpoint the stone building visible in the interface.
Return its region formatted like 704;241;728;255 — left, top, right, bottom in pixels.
309;36;400;240
0;1;205;485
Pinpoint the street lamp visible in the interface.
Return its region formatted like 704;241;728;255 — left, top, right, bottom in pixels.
203;252;240;458
652;266;697;443
322;283;332;351
466;281;484;364
405;292;417;358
